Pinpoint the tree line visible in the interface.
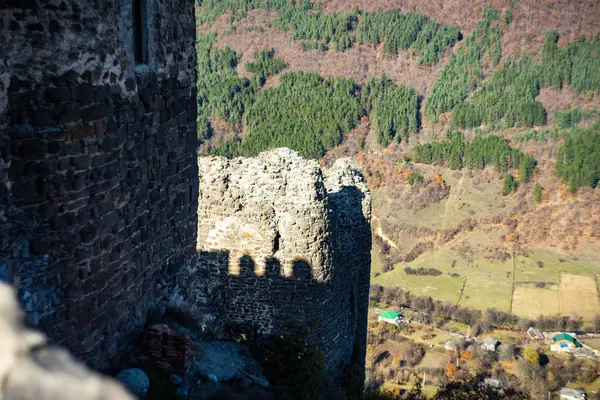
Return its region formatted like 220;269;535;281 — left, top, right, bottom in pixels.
370;284;594;334
274;2;357;51
207;72;421;157
451;56;546;129
361;76;420;146
196;33;255;140
198;33;422;157
355;9;461;65
197;0;461;64
412;132;536;183
450;31;600;129
540;30;600;94
212;71;362;159
425;8;503;121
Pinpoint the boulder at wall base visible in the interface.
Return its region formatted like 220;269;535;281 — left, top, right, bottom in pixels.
116;368;150;398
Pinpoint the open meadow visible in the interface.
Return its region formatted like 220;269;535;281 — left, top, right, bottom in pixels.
372;245;600;321
559;274;600;319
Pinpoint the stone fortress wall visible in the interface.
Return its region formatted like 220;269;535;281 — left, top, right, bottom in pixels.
0;0;199;369
194;149;372;372
0;0;371;381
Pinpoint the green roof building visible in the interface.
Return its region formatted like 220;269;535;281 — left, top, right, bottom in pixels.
553;333;582;348
378;310;402;325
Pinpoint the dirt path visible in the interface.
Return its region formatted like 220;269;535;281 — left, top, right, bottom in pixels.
373;215;399;250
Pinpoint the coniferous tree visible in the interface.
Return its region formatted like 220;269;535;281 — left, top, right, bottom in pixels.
502;174;517;195
362;76;420;146
245;48;287;87
213;72;363;159
533;183;542;204
425;10;502;121
555;127;600;192
356;9;460;65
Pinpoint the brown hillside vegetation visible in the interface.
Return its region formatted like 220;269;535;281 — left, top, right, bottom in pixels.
537;86;600;125
319;0;600;58
213;10;448;95
199;0;600;317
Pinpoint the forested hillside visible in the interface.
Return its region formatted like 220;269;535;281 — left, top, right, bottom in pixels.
196;0;600;334
196;1;600;397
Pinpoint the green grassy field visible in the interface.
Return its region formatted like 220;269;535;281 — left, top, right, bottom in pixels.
372;241;600;320
371;148;600;322
373;226;515;311
512;284;559;319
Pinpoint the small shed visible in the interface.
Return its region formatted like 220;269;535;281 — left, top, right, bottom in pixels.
481;337;500;351
378;310;402;326
560;387;586;400
527;327;545;340
553;333;582;349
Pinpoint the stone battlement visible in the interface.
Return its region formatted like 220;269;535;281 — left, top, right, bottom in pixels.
0;0;371;385
193;149;371;372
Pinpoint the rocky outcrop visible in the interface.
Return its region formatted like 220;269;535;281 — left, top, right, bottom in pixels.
0;282;134;400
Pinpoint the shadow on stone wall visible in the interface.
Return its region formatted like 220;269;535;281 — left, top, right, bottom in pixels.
196;251;325;336
194;184;370;377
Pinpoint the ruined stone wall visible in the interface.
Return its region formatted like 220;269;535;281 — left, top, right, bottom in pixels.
0;282;135;400
194;148;371;373
324;159;372;375
0;0;198;369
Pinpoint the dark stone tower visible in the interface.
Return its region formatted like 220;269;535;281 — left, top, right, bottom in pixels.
0;0;198;369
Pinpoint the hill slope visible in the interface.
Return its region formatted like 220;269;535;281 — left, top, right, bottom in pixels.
196;0;600;321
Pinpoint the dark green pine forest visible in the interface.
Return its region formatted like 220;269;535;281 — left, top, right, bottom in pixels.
196;2;600;192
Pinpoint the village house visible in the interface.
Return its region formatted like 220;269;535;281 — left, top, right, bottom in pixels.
560;387;586;400
527;327;545;340
481;337;500;352
551;333;582;352
378;310;402;326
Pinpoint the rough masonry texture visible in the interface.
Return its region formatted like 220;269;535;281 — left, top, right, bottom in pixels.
0;0;198;369
1;0;372;384
195;149;372;373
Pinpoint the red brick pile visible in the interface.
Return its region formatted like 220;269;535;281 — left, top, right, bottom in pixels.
144;324;194;375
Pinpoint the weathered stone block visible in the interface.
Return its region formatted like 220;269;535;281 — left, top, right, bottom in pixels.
68;122;95;141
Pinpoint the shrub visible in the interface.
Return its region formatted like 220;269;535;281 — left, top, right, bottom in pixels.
250;332;325;400
404;266;442;276
408;172;425;186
